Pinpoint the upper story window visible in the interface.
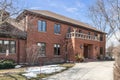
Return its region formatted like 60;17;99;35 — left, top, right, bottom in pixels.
88;32;91;35
0;40;16;53
67;27;71;33
37;42;46;57
94;33;98;37
79;30;82;33
100;34;103;41
54;24;61;34
54;44;60;55
38;20;46;32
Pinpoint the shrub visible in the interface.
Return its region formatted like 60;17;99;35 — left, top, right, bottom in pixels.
0;60;15;69
75;53;84;62
0;63;4;69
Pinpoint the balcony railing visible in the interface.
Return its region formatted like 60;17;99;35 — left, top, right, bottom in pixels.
66;32;100;41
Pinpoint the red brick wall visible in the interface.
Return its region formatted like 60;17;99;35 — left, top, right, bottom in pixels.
26;15;69;63
25;14;106;63
19;40;26;63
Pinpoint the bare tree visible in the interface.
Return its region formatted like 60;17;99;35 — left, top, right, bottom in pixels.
60;31;75;62
0;0;26;38
0;0;24;25
107;43;114;53
26;45;42;65
88;0;120;80
106;43;114;59
88;0;120;41
113;45;120;80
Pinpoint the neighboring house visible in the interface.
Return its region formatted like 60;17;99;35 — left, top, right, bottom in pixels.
0;10;106;64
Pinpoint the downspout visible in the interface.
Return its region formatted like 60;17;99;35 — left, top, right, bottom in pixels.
24;39;27;63
17;39;20;64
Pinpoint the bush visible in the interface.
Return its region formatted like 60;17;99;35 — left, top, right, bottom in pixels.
0;60;15;69
75;53;85;62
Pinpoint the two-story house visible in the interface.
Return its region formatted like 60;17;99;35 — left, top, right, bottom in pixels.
0;10;106;64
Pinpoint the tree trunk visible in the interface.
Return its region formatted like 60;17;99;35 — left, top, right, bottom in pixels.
114;53;120;80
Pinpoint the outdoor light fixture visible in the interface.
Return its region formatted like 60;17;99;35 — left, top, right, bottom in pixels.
95;46;98;50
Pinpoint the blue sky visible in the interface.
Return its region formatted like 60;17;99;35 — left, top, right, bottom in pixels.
18;0;96;25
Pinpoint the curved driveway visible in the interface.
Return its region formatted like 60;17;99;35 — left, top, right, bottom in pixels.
42;61;114;80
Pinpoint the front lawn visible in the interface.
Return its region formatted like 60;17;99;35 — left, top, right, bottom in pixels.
0;74;27;80
0;63;75;80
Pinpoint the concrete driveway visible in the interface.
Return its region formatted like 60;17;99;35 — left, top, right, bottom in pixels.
42;61;114;80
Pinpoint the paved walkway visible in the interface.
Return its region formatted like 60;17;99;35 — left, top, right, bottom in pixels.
42;61;114;80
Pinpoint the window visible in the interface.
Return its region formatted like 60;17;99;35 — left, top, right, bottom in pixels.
3;41;9;53
9;41;16;53
38;20;46;32
94;33;98;37
54;24;61;34
54;44;60;55
67;27;71;33
88;32;91;35
37;42;46;56
94;33;98;40
79;30;82;33
88;32;91;39
0;40;2;52
100;34;103;41
0;40;16;53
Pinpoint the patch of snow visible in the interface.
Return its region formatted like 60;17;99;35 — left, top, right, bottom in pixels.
22;65;66;78
23;72;37;78
15;65;22;68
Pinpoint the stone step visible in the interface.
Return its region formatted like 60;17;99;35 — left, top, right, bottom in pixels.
84;58;98;62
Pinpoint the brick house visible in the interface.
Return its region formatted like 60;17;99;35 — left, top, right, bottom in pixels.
0;10;106;64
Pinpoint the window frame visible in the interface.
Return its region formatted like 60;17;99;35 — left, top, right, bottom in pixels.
0;40;16;54
38;20;47;32
54;44;60;56
88;32;91;35
37;42;46;57
54;24;61;34
94;33;98;37
0;40;3;53
67;27;71;33
9;41;16;53
79;30;82;33
100;34;103;41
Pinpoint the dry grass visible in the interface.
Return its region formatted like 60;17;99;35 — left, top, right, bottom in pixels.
0;63;75;80
0;68;26;80
60;63;75;68
0;68;25;74
0;74;26;80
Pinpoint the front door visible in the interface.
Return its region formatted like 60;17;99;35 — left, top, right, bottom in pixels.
84;45;89;58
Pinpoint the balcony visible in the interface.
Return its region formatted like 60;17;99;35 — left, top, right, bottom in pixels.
66;32;100;41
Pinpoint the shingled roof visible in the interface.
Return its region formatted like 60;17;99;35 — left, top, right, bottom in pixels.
17;9;105;33
0;18;26;39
